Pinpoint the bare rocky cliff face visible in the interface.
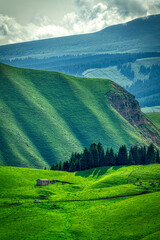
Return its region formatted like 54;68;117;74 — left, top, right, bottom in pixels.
106;82;160;146
106;83;145;127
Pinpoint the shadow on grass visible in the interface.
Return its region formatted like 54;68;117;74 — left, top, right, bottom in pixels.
75;166;123;178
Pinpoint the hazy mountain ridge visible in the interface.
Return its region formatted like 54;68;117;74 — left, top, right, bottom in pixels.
0;14;160;60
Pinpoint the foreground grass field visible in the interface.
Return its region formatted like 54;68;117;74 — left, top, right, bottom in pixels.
0;165;160;240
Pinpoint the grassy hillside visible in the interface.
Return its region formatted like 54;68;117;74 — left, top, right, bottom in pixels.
0;165;160;240
146;113;160;130
0;63;155;168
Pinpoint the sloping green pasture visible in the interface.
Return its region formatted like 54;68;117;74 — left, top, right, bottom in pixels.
0;165;160;240
146;113;160;130
0;63;148;168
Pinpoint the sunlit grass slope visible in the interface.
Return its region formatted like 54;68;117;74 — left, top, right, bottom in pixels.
0;63;149;168
0;164;160;204
146;112;160;130
0;165;160;240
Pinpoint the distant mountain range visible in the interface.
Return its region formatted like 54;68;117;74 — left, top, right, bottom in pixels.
0;14;160;59
0;14;160;110
0;63;159;168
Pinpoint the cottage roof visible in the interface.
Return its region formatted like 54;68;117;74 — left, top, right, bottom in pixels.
37;179;49;181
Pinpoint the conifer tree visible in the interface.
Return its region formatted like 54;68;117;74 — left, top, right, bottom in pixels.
97;142;105;166
115;153;118;166
117;145;128;165
51;163;56;170
141;146;146;165
58;161;62;171
75;159;81;171
156;150;160;164
55;164;59;170
63;161;69;171
128;151;135;165
90;143;99;168
109;148;115;166
146;143;156;164
132;146;138;165
69;152;76;166
105;148;110;166
81;148;91;170
69;161;75;172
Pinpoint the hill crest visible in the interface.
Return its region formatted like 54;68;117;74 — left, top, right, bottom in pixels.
0;63;159;168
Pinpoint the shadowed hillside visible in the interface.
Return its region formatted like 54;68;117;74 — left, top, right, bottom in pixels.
0;63;159;168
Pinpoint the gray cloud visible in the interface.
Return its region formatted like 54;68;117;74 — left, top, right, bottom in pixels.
106;0;147;17
106;0;160;17
76;0;93;8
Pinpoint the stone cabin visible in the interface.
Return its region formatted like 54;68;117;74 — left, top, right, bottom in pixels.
36;179;50;186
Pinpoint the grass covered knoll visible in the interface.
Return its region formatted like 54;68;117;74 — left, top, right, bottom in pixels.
0;165;160;240
0;62;153;168
146;112;160;130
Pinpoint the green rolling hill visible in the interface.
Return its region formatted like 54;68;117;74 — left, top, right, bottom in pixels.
0;63;159;168
0;165;160;240
146;113;160;130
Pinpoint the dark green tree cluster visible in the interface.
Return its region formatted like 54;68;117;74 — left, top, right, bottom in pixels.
126;64;160;107
118;64;135;80
51;143;160;172
139;65;150;75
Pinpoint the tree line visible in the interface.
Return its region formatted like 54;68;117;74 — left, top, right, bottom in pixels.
51;143;160;172
3;52;160;77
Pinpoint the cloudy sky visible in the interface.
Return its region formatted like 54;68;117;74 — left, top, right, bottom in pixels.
0;0;160;45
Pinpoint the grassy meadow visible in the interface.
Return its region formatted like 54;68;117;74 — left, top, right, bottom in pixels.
0;165;160;240
0;63;151;168
146;113;160;130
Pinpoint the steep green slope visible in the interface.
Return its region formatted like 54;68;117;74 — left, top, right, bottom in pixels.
0;63;159;168
0;165;160;240
146;113;160;130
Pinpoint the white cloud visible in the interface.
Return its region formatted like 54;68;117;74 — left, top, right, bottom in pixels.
0;0;160;45
0;14;70;44
63;0;160;35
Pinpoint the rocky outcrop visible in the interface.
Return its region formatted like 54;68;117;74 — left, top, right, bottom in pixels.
106;82;160;146
106;83;145;126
